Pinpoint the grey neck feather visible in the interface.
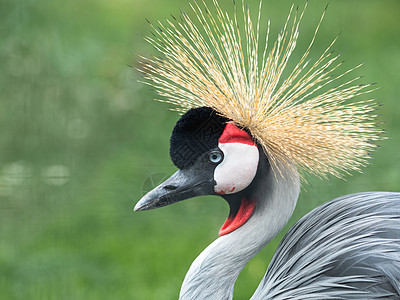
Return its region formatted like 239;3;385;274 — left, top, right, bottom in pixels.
179;162;300;300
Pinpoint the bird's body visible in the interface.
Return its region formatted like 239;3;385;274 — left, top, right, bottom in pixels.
134;1;400;299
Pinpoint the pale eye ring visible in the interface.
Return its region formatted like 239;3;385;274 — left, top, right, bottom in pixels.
208;150;223;164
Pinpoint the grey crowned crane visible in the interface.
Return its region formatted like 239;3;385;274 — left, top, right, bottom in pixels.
134;1;400;299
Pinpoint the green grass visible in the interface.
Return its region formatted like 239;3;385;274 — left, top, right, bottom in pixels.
0;0;399;299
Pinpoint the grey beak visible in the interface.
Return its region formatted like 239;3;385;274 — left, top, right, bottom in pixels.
134;168;215;211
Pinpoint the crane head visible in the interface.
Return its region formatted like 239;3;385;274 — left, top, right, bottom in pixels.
134;107;261;236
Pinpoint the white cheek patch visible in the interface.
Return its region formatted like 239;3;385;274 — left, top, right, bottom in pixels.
214;143;259;194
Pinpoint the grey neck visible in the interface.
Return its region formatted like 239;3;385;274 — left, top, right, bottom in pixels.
179;162;300;300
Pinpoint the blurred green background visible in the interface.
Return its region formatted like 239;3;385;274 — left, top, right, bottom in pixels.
0;0;399;299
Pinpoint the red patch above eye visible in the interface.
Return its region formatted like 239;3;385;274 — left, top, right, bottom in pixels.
219;122;255;145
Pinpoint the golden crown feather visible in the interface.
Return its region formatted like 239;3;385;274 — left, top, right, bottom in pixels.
139;0;382;179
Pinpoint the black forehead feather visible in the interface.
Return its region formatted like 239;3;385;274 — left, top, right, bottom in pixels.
170;107;229;169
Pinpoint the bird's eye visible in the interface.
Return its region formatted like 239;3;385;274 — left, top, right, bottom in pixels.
208;151;223;164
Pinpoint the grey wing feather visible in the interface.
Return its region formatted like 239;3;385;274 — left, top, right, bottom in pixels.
251;192;400;300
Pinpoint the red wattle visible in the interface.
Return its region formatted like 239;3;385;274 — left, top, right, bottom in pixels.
218;122;255;145
219;198;256;236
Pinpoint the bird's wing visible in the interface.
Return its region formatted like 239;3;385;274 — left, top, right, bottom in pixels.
251;192;400;300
